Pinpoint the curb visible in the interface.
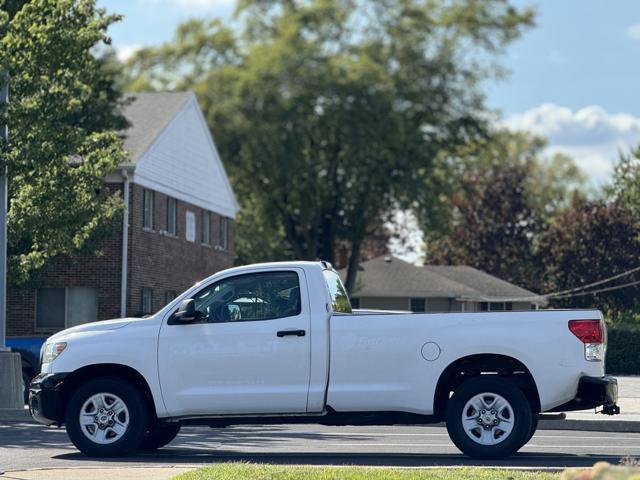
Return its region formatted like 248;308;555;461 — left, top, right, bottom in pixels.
2;409;640;433
538;418;640;433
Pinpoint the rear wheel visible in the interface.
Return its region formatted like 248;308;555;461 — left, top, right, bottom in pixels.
139;422;181;451
65;377;149;457
445;376;533;459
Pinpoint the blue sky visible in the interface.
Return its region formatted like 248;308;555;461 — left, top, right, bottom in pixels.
100;0;640;185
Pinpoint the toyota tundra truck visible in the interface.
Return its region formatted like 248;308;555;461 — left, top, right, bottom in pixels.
29;261;619;459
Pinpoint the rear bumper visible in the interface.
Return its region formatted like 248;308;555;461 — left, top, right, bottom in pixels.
551;375;620;415
29;373;69;426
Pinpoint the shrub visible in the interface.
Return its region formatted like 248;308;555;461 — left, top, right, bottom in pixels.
561;461;640;480
606;323;640;375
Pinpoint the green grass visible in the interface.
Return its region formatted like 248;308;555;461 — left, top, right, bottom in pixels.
173;463;559;480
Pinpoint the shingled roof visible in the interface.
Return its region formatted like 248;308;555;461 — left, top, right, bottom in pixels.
424;265;539;302
342;256;543;304
120;91;194;164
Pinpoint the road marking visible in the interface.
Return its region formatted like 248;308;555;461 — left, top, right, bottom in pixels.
204;430;640;441
199;441;640;449
267;443;640;449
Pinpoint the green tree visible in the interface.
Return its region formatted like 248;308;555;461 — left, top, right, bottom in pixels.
609;145;640;220
424;130;585;291
538;199;640;317
0;0;127;285
124;0;534;292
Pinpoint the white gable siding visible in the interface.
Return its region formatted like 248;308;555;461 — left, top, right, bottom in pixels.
132;95;239;218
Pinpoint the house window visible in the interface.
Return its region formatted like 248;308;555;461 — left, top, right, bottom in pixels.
201;211;211;245
489;302;505;311
410;298;426;312
185;211;196;242
141;288;153;315
506;302;513;311
164;290;177;305
351;298;360;309
143;189;154;229
219;216;229;250
166;197;177;235
480;302;488;311
35;287;98;331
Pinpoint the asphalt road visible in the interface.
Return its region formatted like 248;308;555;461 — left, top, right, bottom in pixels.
1;421;638;473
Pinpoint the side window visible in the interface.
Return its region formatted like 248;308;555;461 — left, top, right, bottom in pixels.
322;270;352;314
187;271;301;323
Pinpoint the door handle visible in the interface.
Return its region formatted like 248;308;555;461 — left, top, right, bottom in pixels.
277;329;306;337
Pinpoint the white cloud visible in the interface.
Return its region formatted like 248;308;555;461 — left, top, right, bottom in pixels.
627;23;640;40
504;103;640;185
115;44;143;62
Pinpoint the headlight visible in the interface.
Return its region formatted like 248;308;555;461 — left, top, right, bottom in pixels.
42;342;67;364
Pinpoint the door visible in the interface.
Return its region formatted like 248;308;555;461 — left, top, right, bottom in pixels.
158;269;311;417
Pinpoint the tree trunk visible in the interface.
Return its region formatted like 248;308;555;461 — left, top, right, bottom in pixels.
344;232;364;295
318;212;336;264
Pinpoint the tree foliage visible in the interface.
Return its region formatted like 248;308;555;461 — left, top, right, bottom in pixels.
0;0;127;284
538;199;640;317
608;145;640;221
425;130;585;291
123;0;534;292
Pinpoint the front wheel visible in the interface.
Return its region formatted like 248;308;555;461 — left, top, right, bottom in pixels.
445;376;533;459
65;377;149;457
22;370;32;405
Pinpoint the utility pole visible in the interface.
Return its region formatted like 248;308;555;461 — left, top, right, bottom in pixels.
0;73;22;409
0;74;8;351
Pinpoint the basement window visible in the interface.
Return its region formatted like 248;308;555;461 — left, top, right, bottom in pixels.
141;288;153;315
35;287;98;332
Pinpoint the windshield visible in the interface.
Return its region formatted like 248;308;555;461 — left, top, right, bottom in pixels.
323;270;352;314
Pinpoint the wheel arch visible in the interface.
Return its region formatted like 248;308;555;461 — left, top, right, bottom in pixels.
58;363;158;423
433;353;540;419
13;348;38;377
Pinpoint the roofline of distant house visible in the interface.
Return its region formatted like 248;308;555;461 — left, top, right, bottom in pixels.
351;292;547;305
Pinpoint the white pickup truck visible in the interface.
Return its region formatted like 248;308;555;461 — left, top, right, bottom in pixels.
29;261;619;459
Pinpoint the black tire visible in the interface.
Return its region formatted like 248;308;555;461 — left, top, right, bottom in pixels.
445;376;533;459
22;370;31;405
65;377;149;457
524;413;538;444
138;422;181;451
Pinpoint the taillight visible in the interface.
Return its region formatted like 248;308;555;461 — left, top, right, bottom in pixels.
568;319;605;362
569;320;604;343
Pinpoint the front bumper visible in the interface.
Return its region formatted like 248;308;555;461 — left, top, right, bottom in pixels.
551;375;620;415
29;373;69;426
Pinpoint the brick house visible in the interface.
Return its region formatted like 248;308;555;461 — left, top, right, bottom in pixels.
7;92;239;337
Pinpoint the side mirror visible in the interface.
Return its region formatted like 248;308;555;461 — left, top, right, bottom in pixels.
173;299;198;323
